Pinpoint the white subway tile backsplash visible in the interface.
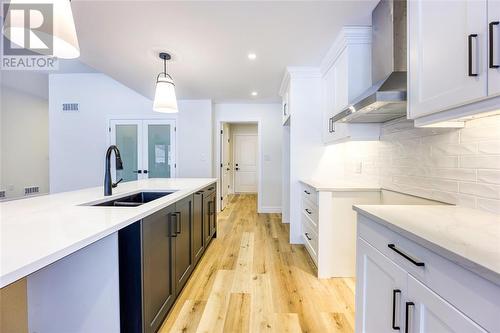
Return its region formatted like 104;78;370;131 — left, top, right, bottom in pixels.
476;198;500;214
478;141;500;154
477;170;500;185
319;115;500;214
429;168;476;181
460;156;500;169
459;182;500;199
460;125;500;142
432;143;477;155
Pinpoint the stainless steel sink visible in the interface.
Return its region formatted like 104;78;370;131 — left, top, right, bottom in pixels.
90;191;173;207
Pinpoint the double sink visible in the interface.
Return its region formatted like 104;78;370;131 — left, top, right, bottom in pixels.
89;191;174;207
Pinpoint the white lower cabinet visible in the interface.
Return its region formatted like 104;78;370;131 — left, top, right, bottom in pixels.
355;238;407;333
407;276;486;333
356;216;499;333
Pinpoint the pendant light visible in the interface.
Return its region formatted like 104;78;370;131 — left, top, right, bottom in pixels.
153;52;178;113
5;0;80;59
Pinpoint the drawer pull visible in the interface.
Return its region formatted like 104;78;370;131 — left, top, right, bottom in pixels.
392;289;401;330
388;244;425;267
468;34;479;77
490;21;499;68
305;232;312;241
405;302;414;333
304;190;311;195
305;208;312;215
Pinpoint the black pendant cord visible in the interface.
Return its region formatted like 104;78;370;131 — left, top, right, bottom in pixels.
163;57;167;76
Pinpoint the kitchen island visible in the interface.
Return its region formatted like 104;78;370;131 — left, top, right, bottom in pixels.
0;178;217;333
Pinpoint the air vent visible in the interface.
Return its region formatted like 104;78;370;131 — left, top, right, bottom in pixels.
24;186;39;196
0;190;5;198
62;103;79;112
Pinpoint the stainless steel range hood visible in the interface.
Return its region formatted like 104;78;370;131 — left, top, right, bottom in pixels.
333;0;407;123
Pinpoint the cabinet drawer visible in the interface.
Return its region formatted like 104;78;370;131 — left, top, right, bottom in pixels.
301;183;318;206
202;183;216;196
302;220;318;265
301;199;318;226
301;210;317;233
358;215;500;332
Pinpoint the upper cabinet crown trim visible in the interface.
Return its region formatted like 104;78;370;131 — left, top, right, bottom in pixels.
279;67;322;96
320;26;372;75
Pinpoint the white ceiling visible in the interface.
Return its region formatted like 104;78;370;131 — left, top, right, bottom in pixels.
72;1;376;103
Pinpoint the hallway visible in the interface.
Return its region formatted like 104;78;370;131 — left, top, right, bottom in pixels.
159;194;355;333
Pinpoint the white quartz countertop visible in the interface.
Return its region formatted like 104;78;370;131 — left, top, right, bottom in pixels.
300;179;380;192
353;205;500;285
0;178;216;288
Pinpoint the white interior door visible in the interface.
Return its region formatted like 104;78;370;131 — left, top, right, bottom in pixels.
233;134;257;193
109;119;176;182
220;123;231;210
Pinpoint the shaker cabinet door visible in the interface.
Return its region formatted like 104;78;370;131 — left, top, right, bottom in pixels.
193;191;204;264
408;0;488;119
488;0;500;96
355;238;407;333
406;275;487;333
174;195;194;293
142;205;176;333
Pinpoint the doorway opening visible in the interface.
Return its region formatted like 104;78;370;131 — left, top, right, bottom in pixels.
219;122;259;211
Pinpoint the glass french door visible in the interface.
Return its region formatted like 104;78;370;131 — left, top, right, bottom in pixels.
109;119;176;182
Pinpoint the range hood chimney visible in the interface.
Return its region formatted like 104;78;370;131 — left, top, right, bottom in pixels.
333;0;407;123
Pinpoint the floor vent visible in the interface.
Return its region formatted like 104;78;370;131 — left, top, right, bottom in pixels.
0;190;5;198
62;103;79;112
24;186;39;196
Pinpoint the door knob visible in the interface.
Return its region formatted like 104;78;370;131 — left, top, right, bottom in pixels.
235;167;239;171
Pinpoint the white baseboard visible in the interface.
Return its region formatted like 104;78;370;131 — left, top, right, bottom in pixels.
258;206;282;213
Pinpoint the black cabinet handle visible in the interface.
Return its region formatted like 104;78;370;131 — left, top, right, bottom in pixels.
392;289;401;330
143;170;148;174
305;232;312;241
468;34;479;76
388;244;425;267
175;212;181;234
405;302;414;333
169;213;177;237
490;21;499;68
305;208;312;215
304;190;311;195
132;170;142;174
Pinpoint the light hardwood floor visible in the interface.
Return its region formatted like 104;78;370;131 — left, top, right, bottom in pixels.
159;194;355;333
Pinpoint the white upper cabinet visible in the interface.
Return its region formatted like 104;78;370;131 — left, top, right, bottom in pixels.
489;0;500;96
321;27;380;144
409;0;500;127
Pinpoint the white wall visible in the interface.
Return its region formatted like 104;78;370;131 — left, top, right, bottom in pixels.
214;103;282;213
49;73;212;193
176;100;213;178
1;86;49;199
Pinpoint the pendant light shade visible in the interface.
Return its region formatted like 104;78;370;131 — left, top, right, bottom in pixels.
5;0;80;59
153;53;178;113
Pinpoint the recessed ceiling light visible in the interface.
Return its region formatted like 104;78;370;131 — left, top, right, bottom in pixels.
248;53;257;60
251;91;258;96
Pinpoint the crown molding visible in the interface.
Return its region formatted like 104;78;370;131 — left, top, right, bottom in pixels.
279;66;321;96
320;26;372;75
